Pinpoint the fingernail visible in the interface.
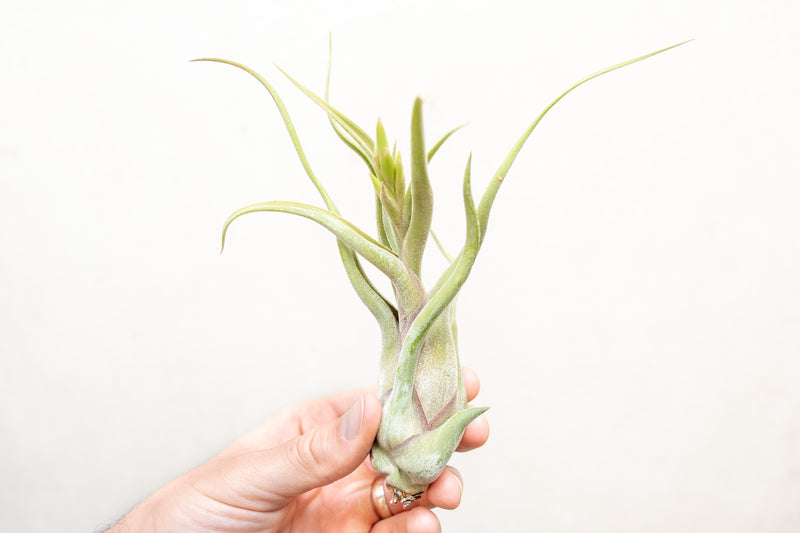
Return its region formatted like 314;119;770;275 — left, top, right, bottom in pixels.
339;394;364;441
453;470;463;494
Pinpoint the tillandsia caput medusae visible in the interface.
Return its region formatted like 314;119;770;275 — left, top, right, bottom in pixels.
193;39;688;503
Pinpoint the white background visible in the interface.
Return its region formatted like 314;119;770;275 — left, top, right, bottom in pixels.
2;1;799;531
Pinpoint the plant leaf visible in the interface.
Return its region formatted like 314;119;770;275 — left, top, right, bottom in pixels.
387;155;479;440
375;194;391;249
325;39;376;172
393;152;406;204
406;154;479;355
380;189;401;253
388;406;489;492
191;57;337;211
477;40;691;242
379;185;401;225
276;64;375;162
427;122;469;163
401;98;433;277
222;200;422;309
399;182;412;241
430;230;454;263
193;56;398;333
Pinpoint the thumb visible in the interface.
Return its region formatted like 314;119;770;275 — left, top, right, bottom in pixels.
248;392;382;503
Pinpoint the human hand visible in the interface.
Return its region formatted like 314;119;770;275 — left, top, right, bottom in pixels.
109;368;489;532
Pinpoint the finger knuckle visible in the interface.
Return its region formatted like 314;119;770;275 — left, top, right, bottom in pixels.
284;432;324;475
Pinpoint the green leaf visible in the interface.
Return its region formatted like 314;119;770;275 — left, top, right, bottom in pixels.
400;98;433;277
375;193;391;249
385;155;479;443
222;200;388;257
276;65;375;162
375;119;397;193
324;39;376;173
384;406;489;493
190;57;337;211
337;241;400;345
406;154;479;357
380;185;402;227
323;43;399;318
193;56;398;336
393;152;406;202
376;118;390;155
222;200;422;310
429;230;454;263
399;182;412;241
427;122;469;163
380;189;401;253
477;40;691;242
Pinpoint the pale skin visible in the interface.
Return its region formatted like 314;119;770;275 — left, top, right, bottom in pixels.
108;368;489;533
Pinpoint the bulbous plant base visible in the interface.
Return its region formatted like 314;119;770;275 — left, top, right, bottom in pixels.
371;405;489;495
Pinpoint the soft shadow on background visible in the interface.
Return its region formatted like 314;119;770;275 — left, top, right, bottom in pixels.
1;1;799;531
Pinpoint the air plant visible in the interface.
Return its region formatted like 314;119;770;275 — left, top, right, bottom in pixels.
193;39;687;504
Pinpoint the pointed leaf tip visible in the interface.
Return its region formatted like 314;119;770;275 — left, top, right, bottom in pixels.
427;121;470;163
386;406;489;492
476;39;691;243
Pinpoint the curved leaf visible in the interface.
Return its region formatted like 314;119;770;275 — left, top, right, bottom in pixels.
191;57;337;211
386;155;479;437
477;40;691;242
388;406;489;493
276;65;375;161
222;200;422;310
427;122;469;163
325;39;376;173
193;56;397;333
